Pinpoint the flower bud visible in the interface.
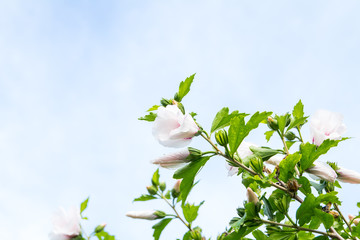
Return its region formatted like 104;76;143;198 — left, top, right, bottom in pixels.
126;210;166;220
95;223;106;233
267;117;278;131
152;149;190;169
274;195;290;214
146;185;157;195
215;130;228;147
349;214;360;225
171;180;181;198
176;102;186;115
187;147;202;160
159;182;166;191
284;131;296;141
306;161;337;182
336;167;360;184
246;187;259;204
249;156;263;175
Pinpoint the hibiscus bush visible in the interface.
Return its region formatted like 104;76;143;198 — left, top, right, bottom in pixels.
50;74;360;240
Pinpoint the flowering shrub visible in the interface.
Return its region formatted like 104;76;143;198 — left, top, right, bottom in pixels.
51;74;360;240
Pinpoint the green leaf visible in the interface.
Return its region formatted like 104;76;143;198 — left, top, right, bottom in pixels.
296;194;317;226
292;100;304;119
261;195;274;220
278;153;301;182
147;105;160;112
287;117;308;130
298;177;312;195
173;157;210;203
314;208;334;229
316;192;340;205
176;74;195;102
152;169;160;187
285;141;296;150
265;130;274;142
211;107;248;133
138;112;157;121
313;236;329;240
133;194;157;202
250;146;283;161
253;230;270;240
228;111;272;155
181;201;204;223
300;139;345;172
95;231;115;240
152;218;172;240
310;181;327;194
80;197;89;214
275;113;291;134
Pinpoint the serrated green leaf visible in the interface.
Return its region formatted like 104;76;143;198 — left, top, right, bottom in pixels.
253;230;270;240
152;169;160;187
133;194;157;202
176;74;195;102
278;153;301;182
314;208;334;229
211;107;248;133
152;218;172;240
265;130;274;142
292;100;304;119
287;117;308;130
285;141;296;150
80;197;89;214
95;231;115;240
250;146;283;161
316;192;340;205
296;194;316;226
228;111;272;155
182;201;204;223
173;157;210;203
275;113;291;134
298;176;312;195
147;105;160;112
300;139;345;172
139;112;157;121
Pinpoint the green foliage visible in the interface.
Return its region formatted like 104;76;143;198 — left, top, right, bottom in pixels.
147;105;160;111
152;169;160;187
80;197;89;215
175;74;195;102
253;230;271;240
139;112;157;121
211;107;248;133
133;194;157;202
228;111;272;155
299;139;346;172
264;130;274;142
298;176;312;195
152;218;173;240
173;157;210;203
292;100;304;119
182;201;204;224
275;113;291;135
278;153;301;182
260;195;274;220
249;146;283;161
95;231;115;240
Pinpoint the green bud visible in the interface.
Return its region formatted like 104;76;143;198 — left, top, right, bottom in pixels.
187;147;202;161
215;130;228;147
274;195;290;214
249;157;263;175
190;230;202;240
284;131;296;141
267;117;279;130
159;182;166;192
95;223;106;233
160;98;171;107
285;117;291;127
154;210;166;219
146;185;157;195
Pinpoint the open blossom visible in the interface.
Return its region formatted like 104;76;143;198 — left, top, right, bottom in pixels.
310;109;346;146
349;215;360;225
246;187;259;204
336;167;360;184
126;210;165;220
152;105;199;148
152;149;190;169
49;206;81;240
305;161;337;182
227;142;257;176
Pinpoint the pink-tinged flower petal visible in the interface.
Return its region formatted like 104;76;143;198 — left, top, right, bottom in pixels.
49;206;81;240
306;161;337;182
151;149;190;169
349;214;360;225
126;210;160;220
152;105;199;148
226;142;257;176
337;167;360;184
173;179;182;193
265;154;284;166
310;110;346;146
246;187;259;204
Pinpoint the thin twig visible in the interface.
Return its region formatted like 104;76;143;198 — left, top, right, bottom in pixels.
159;194;191;231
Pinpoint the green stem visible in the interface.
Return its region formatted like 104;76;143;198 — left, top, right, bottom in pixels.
296;126;304;143
258;219;336;238
285;213;296;226
159;194;191;231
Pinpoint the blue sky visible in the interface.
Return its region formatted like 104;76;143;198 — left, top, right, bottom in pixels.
1;1;360;239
